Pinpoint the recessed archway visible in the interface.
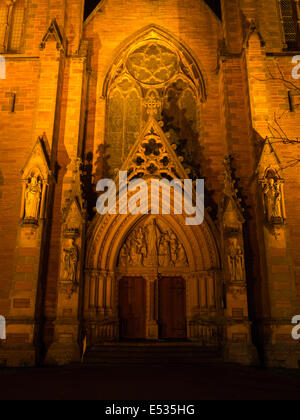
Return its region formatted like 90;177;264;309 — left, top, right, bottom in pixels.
85;207;221;345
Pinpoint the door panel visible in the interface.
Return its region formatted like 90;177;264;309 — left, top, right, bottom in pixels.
119;277;146;339
159;277;186;339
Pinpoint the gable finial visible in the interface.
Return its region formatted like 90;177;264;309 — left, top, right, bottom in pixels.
40;19;64;52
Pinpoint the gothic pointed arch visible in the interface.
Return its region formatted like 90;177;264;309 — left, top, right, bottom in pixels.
103;25;206;178
20;135;51;223
86;116;220;272
84;114;221;342
102;25;207;101
244;20;265;48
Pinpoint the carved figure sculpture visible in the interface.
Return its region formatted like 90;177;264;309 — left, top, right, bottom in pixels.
24;174;42;220
63;239;79;284
158;233;171;267
227;238;244;282
263;177;282;222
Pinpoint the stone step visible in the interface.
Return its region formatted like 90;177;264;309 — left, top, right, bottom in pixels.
84;343;223;365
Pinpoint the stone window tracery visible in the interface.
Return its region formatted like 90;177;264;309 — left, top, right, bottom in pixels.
127;42;179;85
0;0;25;53
279;0;300;50
106;78;142;176
105;39;200;178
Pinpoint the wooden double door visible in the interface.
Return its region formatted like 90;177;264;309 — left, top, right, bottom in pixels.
119;276;186;340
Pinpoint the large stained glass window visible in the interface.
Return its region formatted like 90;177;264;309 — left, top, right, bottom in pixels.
105;40;200;177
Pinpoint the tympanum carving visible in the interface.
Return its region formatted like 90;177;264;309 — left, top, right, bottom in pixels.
118;218;187;268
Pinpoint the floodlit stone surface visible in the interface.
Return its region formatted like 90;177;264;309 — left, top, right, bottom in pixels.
0;0;299;368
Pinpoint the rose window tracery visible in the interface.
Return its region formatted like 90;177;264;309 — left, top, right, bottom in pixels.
126;43;179;85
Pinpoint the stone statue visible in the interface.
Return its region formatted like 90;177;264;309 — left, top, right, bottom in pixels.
169;232;178;266
146;219;158;257
228;238;244;282
263;177;282;222
120;229;148;267
127;237;138;265
24;174;42;220
176;243;187;266
63;239;79;284
135;228;147;265
158;234;170;267
274;183;282;218
119;244;129;267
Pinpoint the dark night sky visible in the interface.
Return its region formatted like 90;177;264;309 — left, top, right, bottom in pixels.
84;0;222;20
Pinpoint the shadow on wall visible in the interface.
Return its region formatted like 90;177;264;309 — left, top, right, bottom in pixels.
160;81;218;219
82;151;99;220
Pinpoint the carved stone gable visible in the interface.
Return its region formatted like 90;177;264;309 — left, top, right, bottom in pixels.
39;19;64;52
121;116;189;181
256;140;282;182
62;158;85;220
219;157;245;231
22;135;51;181
219;157;246;284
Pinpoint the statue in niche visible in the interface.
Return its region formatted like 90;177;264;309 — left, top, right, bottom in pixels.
227;237;244;282
24;174;42;221
63;239;79;284
263;174;283;223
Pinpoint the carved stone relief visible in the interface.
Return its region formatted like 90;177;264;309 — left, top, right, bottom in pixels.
118;218;188;268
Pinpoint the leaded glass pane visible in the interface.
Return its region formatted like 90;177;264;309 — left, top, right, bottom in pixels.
9;4;24;51
280;0;297;43
106;90;124;176
125;89;141;157
0;7;7;51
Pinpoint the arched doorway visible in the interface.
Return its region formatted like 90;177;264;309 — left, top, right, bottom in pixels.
116;216;193;341
85;209;221;346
